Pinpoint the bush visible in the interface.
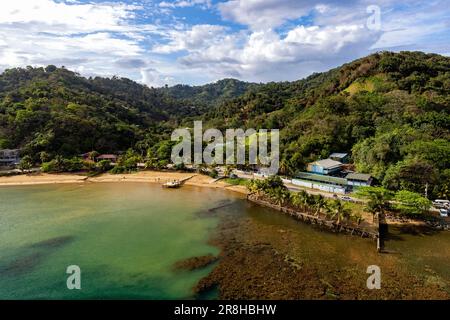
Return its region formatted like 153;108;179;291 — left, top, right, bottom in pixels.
393;190;432;216
174;163;186;171
209;169;218;178
18;155;33;171
110;166;127;174
41;156;83;173
64;157;84;172
41;160;57;173
96;160;112;172
156;160;169;170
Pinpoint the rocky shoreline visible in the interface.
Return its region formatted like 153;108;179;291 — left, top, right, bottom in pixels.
186;201;450;300
385;213;450;231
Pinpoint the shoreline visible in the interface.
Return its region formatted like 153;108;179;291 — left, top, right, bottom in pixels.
1;171;445;229
0;171;249;195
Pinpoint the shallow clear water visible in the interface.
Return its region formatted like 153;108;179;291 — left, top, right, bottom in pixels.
0;183;449;299
0;183;237;299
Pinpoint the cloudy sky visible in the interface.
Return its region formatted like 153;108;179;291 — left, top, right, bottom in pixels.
0;0;449;87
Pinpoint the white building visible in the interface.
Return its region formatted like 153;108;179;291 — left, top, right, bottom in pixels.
346;173;373;187
0;149;21;166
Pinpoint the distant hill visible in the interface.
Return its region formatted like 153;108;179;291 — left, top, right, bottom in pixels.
0;51;449;197
159;78;259;109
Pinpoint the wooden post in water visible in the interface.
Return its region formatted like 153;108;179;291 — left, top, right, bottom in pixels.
377;213;388;252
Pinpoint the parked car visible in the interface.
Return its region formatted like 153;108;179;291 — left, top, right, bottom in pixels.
433;199;450;208
340;196;352;201
439;209;448;217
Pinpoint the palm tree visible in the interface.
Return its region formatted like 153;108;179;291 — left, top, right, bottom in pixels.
365;202;379;223
299;190;309;211
313;195;327;217
270;187;290;208
291;192;303;210
270;187;283;207
351;213;364;226
247;180;258;193
282;189;291;207
327;200;351;224
357;187;392;223
279;158;294;176
306;194;317;214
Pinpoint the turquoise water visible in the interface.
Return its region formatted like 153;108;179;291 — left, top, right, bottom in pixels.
0;183;237;299
1;182;449;299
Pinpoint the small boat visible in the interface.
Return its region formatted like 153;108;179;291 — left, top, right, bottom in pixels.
162;180;181;188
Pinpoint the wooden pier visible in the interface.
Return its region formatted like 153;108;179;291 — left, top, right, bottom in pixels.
161;175;196;188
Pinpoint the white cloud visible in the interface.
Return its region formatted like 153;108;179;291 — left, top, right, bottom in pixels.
370;0;450;50
153;24;227;53
179;24;379;81
217;0;359;30
0;0;139;35
159;0;212;9
140;67;175;87
219;0;307;30
0;0;448;87
0;0;165;84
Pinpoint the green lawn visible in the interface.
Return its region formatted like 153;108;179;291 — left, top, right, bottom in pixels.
224;177;250;186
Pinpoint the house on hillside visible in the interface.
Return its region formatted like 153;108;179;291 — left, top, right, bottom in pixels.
346;173;373;187
329;152;349;163
306;159;343;175
0;149;21;166
96;154;118;163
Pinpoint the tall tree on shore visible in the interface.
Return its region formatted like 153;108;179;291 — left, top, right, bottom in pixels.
313;195;327;217
357;187;393;223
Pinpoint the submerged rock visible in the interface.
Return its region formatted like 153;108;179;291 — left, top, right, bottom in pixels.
174;254;218;271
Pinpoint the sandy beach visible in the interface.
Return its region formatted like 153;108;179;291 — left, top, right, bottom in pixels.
0;171;437;227
0;171;249;195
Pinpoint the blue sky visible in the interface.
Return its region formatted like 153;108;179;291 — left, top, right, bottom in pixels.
0;0;449;86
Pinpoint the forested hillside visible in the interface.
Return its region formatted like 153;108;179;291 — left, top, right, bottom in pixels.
0;51;449;197
0;66;193;157
204;51;450;198
160;78;259;109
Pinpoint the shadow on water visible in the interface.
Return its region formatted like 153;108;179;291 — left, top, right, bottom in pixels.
29;235;75;249
62;264;197;300
0;235;75;277
0;252;47;277
384;224;443;253
396;224;440;236
385;232;405;242
385;222;443;243
208;200;234;212
195;284;219;300
196;199;239;218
